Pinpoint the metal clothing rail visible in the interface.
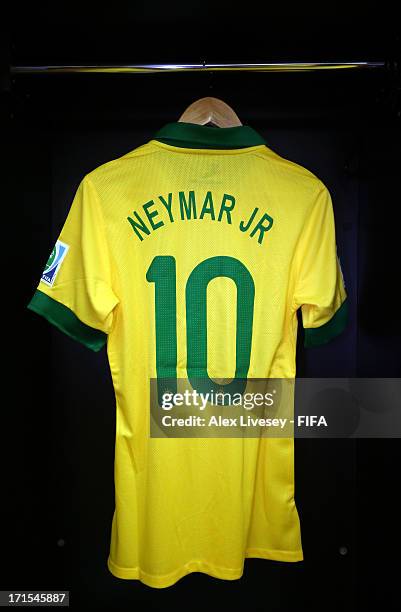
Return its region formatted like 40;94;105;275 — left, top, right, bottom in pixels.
10;61;386;74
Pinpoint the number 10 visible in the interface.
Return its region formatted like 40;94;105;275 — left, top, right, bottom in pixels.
147;255;255;399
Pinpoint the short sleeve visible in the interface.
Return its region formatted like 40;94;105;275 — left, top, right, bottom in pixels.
293;181;348;348
27;175;119;351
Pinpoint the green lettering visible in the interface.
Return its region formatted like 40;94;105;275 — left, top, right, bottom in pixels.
218;194;235;224
179;191;197;220
250;213;274;244
127;211;151;241
239;207;258;232
143;200;164;231
199;191;215;220
159;193;174;223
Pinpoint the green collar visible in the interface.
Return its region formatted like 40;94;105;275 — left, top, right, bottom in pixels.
153;121;266;150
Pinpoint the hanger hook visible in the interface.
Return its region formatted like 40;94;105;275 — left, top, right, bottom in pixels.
208;69;214;91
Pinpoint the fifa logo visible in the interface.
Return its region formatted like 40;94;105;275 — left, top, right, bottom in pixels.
41;240;69;287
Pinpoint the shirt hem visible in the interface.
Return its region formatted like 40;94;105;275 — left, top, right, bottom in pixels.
107;548;304;588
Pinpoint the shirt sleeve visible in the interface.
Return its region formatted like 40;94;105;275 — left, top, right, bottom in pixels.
293;180;348;348
27;175;120;351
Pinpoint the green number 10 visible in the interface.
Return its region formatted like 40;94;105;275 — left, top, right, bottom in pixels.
146;255;255;400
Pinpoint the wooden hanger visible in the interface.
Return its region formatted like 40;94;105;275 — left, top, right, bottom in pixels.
178;97;242;127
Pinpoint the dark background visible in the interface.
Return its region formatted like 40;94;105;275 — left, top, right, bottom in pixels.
2;3;401;611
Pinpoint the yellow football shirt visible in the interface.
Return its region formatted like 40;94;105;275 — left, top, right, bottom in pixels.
27;122;348;588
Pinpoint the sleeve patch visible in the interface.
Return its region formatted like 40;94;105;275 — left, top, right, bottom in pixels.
41;240;69;287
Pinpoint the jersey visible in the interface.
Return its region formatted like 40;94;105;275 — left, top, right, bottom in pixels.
27;121;348;588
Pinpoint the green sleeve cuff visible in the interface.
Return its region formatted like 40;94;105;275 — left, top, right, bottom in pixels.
304;298;349;348
27;289;107;352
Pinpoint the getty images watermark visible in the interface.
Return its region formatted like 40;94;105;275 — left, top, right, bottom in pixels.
149;378;401;439
161;388;276;411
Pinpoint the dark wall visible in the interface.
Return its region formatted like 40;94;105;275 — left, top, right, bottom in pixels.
2;7;401;612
